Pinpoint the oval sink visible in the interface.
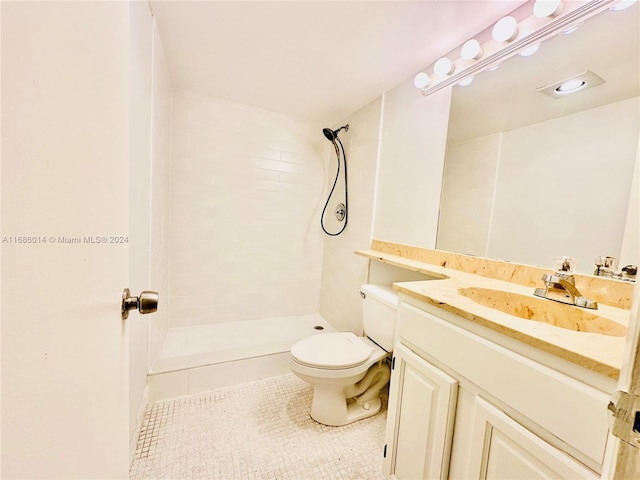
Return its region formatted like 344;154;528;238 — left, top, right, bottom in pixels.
458;287;626;336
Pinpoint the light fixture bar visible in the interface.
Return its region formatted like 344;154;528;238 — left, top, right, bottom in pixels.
419;0;615;97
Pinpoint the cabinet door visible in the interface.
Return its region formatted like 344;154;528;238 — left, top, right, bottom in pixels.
384;343;458;480
468;397;599;480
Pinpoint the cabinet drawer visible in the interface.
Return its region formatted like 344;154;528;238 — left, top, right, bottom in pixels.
399;302;610;467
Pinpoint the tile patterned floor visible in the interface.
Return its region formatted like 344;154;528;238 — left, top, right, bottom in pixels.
130;373;388;479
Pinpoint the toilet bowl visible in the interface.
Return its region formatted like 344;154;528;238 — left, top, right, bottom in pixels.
290;284;397;426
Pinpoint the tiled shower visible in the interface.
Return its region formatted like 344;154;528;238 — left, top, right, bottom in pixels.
146;82;385;399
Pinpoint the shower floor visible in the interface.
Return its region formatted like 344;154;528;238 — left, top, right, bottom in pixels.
148;314;334;400
130;373;387;479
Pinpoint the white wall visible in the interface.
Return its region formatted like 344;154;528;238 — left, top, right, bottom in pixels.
317;79;453;333
148;19;173;381
169;90;326;328
128;0;153;445
374;77;452;248
319;98;383;333
128;3;173;444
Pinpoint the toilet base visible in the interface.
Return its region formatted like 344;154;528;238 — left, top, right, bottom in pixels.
310;384;383;427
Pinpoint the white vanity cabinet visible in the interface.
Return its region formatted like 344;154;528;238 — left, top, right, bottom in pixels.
463;397;598;479
382;343;458;480
383;297;611;480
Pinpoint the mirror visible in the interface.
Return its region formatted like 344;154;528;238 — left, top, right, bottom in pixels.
436;3;639;275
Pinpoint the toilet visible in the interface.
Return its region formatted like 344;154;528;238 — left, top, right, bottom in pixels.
290;284;398;426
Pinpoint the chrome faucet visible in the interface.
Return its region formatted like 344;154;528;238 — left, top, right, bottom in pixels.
533;256;598;309
534;273;598;309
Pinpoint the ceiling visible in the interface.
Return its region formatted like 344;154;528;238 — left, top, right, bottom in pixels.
148;0;527;125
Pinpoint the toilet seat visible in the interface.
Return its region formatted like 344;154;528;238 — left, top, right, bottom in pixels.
290;332;373;369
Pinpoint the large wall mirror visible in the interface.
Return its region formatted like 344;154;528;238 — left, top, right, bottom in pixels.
436;2;639;275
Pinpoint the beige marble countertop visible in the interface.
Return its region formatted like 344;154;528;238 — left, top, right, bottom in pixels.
356;249;630;379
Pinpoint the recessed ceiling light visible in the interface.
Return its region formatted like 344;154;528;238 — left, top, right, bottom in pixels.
537;70;605;98
555;78;587;93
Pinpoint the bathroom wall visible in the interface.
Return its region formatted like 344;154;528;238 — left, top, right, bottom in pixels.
373;77;452;248
318;80;453;333
439;96;640;271
169;90;327;328
319;98;383;334
148;20;173;379
129;0;154;446
128;4;172;443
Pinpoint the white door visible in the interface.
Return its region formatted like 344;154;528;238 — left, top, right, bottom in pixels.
2;2;133;477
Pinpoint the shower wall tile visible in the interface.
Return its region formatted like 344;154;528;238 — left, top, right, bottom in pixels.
169;89;327;327
319;98;383;334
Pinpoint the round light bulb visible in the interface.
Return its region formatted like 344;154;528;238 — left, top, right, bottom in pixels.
413;72;431;89
519;43;540;57
434;57;455;77
562;24;581;35
533;0;563;18
492;16;519;42
611;0;638;11
458;77;474;87
555;78;587;93
461;39;483;60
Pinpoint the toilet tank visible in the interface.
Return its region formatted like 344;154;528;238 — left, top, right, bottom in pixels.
360;283;398;352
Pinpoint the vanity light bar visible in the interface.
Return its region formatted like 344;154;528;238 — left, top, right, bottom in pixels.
414;0;621;96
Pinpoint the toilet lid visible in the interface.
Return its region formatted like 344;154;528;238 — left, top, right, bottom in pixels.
291;332;373;369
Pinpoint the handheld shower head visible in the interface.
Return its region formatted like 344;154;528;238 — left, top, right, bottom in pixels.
322;124;349;142
322;128;336;141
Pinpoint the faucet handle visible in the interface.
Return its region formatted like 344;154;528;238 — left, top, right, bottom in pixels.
594;256;620;277
554;256;575;273
595;255;618;270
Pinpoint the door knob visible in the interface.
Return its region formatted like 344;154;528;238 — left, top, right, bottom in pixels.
122;288;159;319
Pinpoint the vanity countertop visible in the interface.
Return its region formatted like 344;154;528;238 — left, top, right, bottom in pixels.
356;248;630;379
